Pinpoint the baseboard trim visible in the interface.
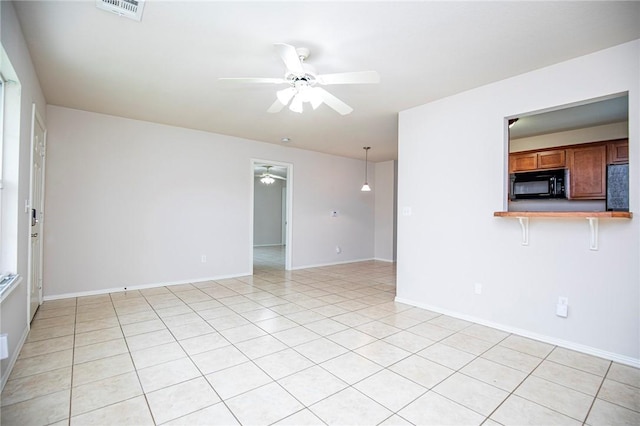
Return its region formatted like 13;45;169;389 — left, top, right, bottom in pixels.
1;324;29;392
373;258;395;263
253;244;285;248
395;296;640;369
291;258;376;270
43;272;253;301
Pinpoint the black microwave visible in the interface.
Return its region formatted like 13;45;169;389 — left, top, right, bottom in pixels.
510;169;566;200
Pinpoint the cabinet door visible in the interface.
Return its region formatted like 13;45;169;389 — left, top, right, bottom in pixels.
608;140;629;164
537;150;565;169
567;145;606;199
509;152;537;173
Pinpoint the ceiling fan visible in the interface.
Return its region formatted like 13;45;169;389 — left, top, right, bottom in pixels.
220;43;380;115
257;166;286;185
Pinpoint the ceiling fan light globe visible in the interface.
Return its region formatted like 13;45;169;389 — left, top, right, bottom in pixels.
361;183;371;192
290;95;304;113
276;87;295;105
261;176;275;185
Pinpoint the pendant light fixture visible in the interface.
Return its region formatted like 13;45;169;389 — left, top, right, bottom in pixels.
361;147;371;192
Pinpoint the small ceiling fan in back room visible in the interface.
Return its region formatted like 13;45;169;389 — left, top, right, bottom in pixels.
220;43;380;115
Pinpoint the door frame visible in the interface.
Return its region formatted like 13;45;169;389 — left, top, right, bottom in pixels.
250;159;293;272
27;103;46;322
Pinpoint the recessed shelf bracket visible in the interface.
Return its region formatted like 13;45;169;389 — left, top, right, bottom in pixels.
587;217;599;251
517;217;529;246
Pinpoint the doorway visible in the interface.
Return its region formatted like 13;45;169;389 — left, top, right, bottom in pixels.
28;104;46;321
251;160;292;273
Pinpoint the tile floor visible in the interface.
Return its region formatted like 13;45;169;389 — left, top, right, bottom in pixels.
1;256;639;425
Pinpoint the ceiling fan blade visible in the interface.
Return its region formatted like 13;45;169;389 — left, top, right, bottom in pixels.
219;77;287;84
313;87;353;115
267;99;286;113
274;43;305;75
316;71;380;85
268;174;287;180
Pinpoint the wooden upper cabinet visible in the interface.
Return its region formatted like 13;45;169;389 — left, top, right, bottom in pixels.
509;149;565;173
567;144;607;200
537;150;566;169
608;139;629;164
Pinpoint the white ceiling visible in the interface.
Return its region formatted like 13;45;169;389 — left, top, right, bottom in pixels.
13;1;640;162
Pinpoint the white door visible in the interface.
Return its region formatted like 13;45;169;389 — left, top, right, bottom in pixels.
28;106;46;321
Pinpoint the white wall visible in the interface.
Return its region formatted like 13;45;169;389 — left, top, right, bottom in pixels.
374;160;396;261
253;177;284;246
43;106;375;297
397;40;639;365
0;1;47;387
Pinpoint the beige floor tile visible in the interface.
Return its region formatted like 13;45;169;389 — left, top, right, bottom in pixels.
73;338;128;364
146;377;220;424
439;332;495;356
433;372;508;416
77;294;111;305
427;315;473;331
125;329;175;352
607;362;640;388
389;354;453;389
515;375;594;421
179;332;230;356
74;326;123;347
461;357;528;392
39;298;76;310
206;313;251;330
320;352;383;385
70;395;154;426
26;323;75;342
163;402;240;425
121;318;166;337
71;371;143;416
1;367;71;406
532;359;603;396
378;414;414;425
547;347;610;376
406;322;456;341
117;309;159;325
0;388;70;425
491;394;582;425
10;349;72;379
598;378;640;412
75;308;116;323
382;330;434;353
206;361;273;399
161;311;202;327
293;337;349;363
75;317;120;334
498;334;555;358
235;334;288;359
274;409;325;425
585;398;640;425
191;345;249;374
400;308;440;322
226;382;304;426
114;303;154;317
354;340;411;367
272;326;321;347
168;320;216;340
460;324;509;344
131;341;187;369
397;391;485;425
72;353;135;387
310;387;392;425
137;357;201;393
218;323;267;344
188;299;224;312
34;306;76;320
417;342;475;370
197;306;236;320
482;345;543;373
354;369;426;412
284;309;327;325
303;318;349;336
326;328;377;350
30;314;76;330
279;365;347;406
254;348;315;380
355;320;401;339
18;335;74;359
255;316;298;333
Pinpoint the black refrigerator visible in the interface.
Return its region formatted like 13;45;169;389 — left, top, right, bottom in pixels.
607;163;629;211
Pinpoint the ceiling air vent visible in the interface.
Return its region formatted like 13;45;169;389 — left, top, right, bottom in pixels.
96;0;145;21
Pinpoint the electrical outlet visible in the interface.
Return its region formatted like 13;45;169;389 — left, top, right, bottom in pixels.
474;283;482;295
201;255;207;263
556;296;568;318
336;246;342;254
